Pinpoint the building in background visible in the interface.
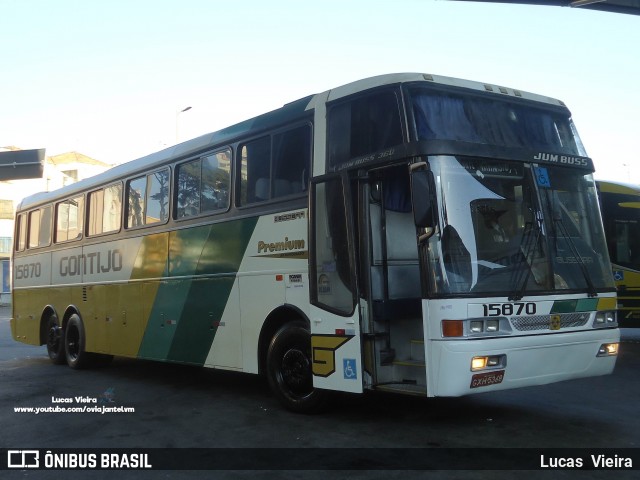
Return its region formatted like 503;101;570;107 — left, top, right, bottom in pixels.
0;147;113;303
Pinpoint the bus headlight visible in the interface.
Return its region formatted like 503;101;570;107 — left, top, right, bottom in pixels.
471;357;487;370
594;311;617;327
471;354;506;371
597;343;619;357
470;320;484;333
445;317;511;338
486;319;500;332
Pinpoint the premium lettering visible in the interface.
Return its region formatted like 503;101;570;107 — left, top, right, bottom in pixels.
257;237;305;254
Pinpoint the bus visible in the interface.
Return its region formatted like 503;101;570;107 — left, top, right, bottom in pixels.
598;180;640;327
11;73;619;412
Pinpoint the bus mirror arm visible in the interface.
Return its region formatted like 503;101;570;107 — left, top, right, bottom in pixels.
417;227;435;243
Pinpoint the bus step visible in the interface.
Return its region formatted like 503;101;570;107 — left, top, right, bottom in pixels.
392;358;425;368
374;383;427;396
363;332;390;339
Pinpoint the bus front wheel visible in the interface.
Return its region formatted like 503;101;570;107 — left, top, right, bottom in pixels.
266;321;328;413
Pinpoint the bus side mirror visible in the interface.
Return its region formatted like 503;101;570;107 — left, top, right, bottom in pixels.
410;168;435;229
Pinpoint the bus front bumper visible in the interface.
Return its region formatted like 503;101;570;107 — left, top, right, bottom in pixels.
429;328;620;397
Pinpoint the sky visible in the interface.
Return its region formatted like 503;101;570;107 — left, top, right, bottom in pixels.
1;0;639;184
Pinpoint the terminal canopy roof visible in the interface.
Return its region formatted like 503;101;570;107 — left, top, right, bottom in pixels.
455;0;640;16
0;149;45;180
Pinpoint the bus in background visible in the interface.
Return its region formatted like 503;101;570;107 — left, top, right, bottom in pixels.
12;73;619;412
598;180;640;327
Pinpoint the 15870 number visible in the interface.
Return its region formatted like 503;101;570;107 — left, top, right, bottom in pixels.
482;302;536;317
14;262;42;279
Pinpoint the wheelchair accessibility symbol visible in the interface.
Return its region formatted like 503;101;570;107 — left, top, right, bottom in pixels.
343;358;357;380
534;166;551;188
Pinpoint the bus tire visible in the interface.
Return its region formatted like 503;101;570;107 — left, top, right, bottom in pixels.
64;314;92;370
266;321;328;413
45;313;66;365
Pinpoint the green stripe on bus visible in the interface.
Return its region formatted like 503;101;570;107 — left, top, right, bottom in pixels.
551;298;601;313
550;299;577;313
166;276;235;363
137;217;258;364
138;279;193;360
575;298;598;312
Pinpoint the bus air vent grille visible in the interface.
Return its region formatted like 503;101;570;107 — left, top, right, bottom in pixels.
511;313;590;331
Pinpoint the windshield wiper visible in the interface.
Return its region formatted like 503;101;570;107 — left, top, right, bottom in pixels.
541;187;598;298
509;215;543;302
553;215;598;297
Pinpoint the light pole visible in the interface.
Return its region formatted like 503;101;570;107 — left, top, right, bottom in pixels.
175;106;192;143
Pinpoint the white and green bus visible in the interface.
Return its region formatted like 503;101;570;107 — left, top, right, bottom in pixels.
12;73;619;412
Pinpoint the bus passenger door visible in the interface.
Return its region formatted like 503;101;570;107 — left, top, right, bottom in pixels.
362;166;427;394
309;173;363;394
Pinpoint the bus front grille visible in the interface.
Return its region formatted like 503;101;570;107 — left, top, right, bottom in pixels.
511;313;590;331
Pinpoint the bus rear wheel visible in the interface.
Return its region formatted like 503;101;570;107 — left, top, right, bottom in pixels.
45;313;66;365
266;321;328;413
64;314;92;370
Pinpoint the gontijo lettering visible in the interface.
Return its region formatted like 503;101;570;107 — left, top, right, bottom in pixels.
60;250;123;277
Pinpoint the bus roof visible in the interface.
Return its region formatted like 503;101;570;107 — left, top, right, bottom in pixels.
325;72;568;108
17;72;571;211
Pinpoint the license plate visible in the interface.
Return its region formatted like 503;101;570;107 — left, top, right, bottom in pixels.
470;370;505;389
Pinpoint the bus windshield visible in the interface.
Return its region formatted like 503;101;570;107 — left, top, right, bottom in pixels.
411;87;587;156
423;156;614;297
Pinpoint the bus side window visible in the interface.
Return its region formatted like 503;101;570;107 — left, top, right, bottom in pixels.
127;176;147;228
88;183;122;236
176;159;201;218
240;136;270;205
15;213;27;252
88;189;105;236
28;210;40;249
68;196;84;240
28;206;52;249
55;196;84;243
126;169;169;228
272;125;311;198
239;127;310;206
176;149;230;218
328;90;403;168
201;149;231;212
145;169;169;224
